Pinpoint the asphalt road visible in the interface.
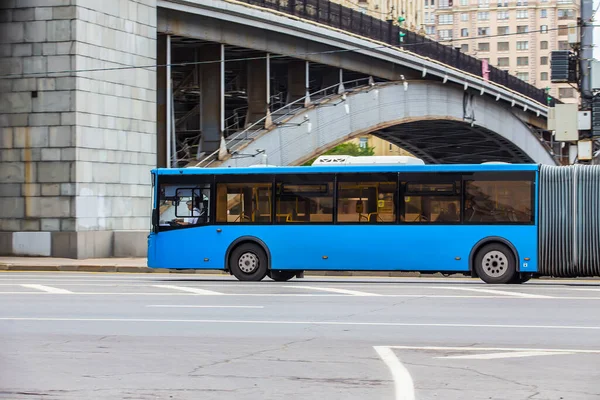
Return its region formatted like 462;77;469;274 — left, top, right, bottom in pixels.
1;272;600;400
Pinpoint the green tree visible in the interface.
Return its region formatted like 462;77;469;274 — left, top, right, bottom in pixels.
303;142;375;166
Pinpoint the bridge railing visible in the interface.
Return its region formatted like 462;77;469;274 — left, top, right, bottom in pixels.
243;0;559;107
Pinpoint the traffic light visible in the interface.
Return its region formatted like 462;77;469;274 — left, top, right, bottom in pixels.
545;86;552;105
397;15;406;24
551;51;577;83
592;94;600;137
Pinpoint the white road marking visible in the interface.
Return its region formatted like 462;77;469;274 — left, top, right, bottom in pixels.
151;285;224;295
435;351;576;360
293;285;382;296
20;284;72;294
1;317;599;330
386;345;600;354
429;286;552;298
374;346;415;400
147;305;264;309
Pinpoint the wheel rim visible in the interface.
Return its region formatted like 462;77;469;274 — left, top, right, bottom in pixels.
238;252;259;274
481;250;509;278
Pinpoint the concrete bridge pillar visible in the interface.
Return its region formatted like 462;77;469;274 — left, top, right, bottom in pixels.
286;60;308;104
245;55;270;127
198;44;224;154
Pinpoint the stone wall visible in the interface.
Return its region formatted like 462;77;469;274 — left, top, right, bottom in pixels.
0;0;157;258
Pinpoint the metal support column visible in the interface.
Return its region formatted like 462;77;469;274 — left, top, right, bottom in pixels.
166;34;173;168
338;68;345;94
304;61;311;107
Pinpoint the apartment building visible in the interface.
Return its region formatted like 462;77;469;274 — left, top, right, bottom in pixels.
351;135;416;156
331;0;426;32
425;0;580;103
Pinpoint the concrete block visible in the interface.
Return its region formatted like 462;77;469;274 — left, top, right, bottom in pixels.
60;218;75;231
8;113;29;126
47;55;71;74
0;197;24;218
13;126;49;148
61;148;75;161
0;149;21;162
56;41;72;55
12;43;32;56
41;148;61;161
37;78;56;91
33;91;71;113
0;184;21;197
0;22;24;43
60;112;75;125
0;44;10;57
28;196;71;218
0;232;12;256
22;183;40;197
18;0;70;6
29;112;60;126
0;92;32;113
51;231;75;258
49;126;73;147
42;43;57;56
37;161;72;183
13;232;51;256
60;183;75;196
32;42;42;55
13;8;35;21
1;127;13;148
23;219;40;231
0;219;20;232
41;218;60;231
113;231;147;257
23;56;46;74
0;57;23;75
35;7;53;20
55;77;75;90
53;6;76;20
47;20;71;42
24;148;42;161
24;20;46;42
41;183;60;196
0;10;11;22
0;163;24;183
12;78;36;92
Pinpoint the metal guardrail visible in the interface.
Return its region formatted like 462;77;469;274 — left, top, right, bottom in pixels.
239;0;560;107
195;77;372;167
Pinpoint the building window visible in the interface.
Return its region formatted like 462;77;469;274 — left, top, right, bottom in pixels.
425;12;433;23
438;0;451;7
540;40;548;49
558;9;575;19
540;56;548;65
558;24;569;35
478;42;490;51
389;144;393;151
558;41;570;50
478;0;489;6
516;10;528;19
517;57;529;66
403;180;461;224
438;29;453;39
359;137;368;148
497;26;509;35
497;57;509;66
464;180;533;224
217;182;272;224
497;11;509;20
540;72;548;81
516;72;529;82
337;175;397;223
426;26;436;35
461;13;469;21
438;14;453;24
517;41;529;50
275;176;334;224
516;0;528;5
478;27;489;36
517;25;529;33
477;11;489;20
461;28;469;37
460;0;469;5
497;0;508;6
540;25;548;33
559;88;575;98
498;42;509;51
461;43;469;52
540;9;547;18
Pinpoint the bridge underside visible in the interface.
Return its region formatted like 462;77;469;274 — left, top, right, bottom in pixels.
375;120;535;164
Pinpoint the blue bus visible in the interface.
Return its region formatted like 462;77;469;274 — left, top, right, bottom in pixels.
147;159;600;284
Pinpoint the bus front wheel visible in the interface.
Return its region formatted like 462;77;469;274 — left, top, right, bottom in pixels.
474;243;517;284
229;243;268;282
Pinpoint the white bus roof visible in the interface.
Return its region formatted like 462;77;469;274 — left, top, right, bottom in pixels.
311;155;425;166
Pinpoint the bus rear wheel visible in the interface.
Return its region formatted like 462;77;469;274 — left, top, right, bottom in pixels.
269;270;298;282
229;243;268;282
474;243;516;284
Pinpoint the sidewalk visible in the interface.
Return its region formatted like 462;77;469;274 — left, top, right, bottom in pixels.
0;257;426;277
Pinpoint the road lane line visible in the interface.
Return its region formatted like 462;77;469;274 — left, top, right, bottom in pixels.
374;346;415;400
430;286;553;298
1;318;599;330
147;305;264;308
293;285;381;296
151;285;224;295
387;346;600;353
20;284;72;294
435;351;575;360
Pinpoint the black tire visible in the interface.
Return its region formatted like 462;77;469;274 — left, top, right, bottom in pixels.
474;243;517;284
511;274;532;284
229;243;268;282
269;270;298;282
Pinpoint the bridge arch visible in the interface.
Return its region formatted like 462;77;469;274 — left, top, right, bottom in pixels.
219;81;556;167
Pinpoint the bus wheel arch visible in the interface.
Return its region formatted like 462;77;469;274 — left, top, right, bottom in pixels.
225;237;271;280
469;237;519;284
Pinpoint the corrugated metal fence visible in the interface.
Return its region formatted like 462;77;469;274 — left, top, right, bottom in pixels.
539;165;600;277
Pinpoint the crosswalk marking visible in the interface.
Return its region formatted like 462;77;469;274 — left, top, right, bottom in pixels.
293;285;381;296
151;284;224;295
20;284;72;294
